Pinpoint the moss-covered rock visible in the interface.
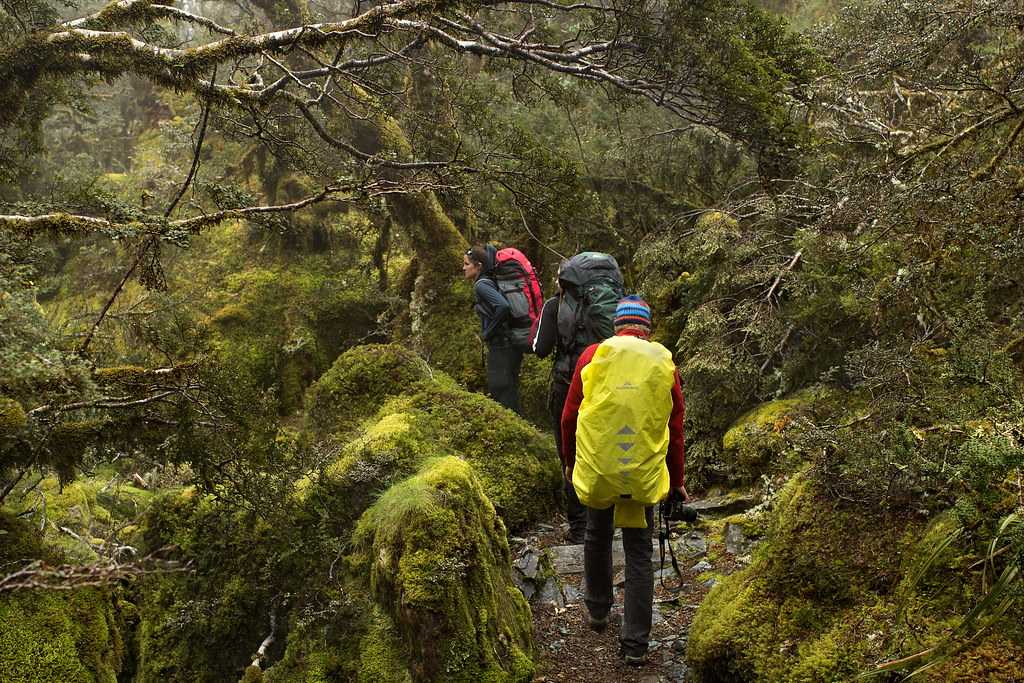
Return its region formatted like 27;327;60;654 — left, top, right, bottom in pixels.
719;393;811;483
688;472;919;681
687;467;1024;682
351;457;534;682
0;512;128;682
386;387;560;530
0;588;127;683
311;383;560;535
304;343;457;438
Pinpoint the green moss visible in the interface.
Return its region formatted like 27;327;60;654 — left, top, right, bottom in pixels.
134;489;310;682
720;508;769;542
0;396;27;435
0;514;126;682
210;303;253;327
189;252;389;415
6;471;153;562
687;570;783;681
304;343;457;438
0;588;125;683
405;278;482;388
311;410;444;535
762;473;911;602
357;606;413;683
720;395;809;481
261;587;412;683
694;210;741;240
517;355;553;429
365;386;561;530
92;365;175;389
688;472;922;681
351;457;533;682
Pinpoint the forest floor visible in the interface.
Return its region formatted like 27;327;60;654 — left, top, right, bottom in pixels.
520;517;730;683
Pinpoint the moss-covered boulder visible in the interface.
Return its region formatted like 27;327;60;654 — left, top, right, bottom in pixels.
0;587;128;683
0;512;128;682
687;470;1024;682
717;389;837;484
687;472;917;681
313;384;560;534
304;343;457;438
351;457;534;682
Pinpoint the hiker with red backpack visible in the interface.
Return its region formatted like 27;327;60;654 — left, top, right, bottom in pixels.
463;244;543;414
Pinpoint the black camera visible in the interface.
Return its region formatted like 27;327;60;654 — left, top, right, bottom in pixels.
660;490;698;524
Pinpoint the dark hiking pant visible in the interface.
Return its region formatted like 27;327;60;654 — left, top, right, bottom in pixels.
549;378;586;539
584;505;655;656
487;342;523;414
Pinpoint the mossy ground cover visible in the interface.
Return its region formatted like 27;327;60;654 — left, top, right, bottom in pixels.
687;470;1024;682
0;512;128;683
4;467;153;563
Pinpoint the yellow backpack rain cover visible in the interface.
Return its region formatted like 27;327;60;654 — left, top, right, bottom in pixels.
572;335;677;528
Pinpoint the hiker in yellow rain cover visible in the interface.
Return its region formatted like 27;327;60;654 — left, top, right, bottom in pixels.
560;295;689;666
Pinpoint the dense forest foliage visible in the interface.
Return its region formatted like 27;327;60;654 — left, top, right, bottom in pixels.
1;0;1022;680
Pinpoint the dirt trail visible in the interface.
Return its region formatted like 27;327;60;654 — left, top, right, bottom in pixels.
517;518;721;683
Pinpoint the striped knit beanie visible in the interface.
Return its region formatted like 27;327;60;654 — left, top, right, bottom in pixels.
613;295;652;334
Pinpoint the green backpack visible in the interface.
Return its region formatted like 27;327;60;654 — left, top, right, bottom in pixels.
554;252;625;383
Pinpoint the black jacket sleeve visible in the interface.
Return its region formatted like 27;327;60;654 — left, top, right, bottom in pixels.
474;278;510;342
532;296;559;357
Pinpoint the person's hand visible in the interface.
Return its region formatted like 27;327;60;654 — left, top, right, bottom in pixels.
674;484;691;502
564;466;572;482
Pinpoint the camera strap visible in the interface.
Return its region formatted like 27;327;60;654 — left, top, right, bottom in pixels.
657;504;685;592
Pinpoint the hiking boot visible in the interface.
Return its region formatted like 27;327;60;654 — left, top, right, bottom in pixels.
587;613;608;633
619;645;648;666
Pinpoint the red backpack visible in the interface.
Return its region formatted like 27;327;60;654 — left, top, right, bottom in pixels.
490;247;544;351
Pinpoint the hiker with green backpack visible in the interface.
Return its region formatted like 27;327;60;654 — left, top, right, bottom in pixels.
560;295;689;666
463;244;543;414
532;252;625;543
